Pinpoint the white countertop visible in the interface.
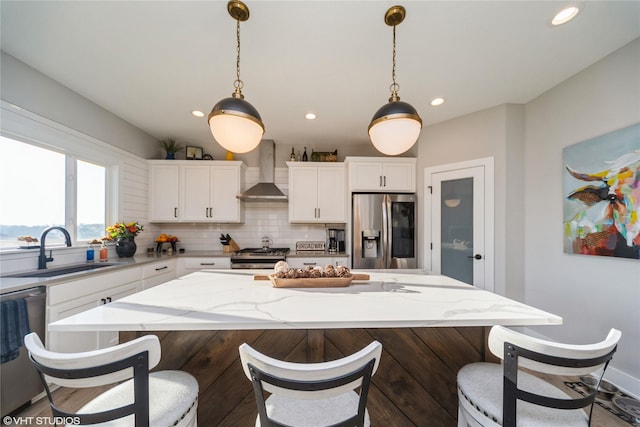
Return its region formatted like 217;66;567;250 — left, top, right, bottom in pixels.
49;270;562;331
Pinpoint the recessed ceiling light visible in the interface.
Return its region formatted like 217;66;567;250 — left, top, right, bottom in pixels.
552;6;580;25
305;113;317;120
430;97;445;107
191;110;205;118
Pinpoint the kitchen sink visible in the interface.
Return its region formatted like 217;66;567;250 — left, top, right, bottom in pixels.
2;263;125;278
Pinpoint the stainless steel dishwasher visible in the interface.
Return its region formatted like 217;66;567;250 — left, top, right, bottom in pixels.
1;286;46;416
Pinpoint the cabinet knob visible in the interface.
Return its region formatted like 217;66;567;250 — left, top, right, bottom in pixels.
467;254;483;260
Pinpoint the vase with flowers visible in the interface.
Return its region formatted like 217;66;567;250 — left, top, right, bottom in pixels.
106;221;144;258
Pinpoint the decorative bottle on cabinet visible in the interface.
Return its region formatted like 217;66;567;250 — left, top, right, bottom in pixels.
290;147;296;161
302;147;308;161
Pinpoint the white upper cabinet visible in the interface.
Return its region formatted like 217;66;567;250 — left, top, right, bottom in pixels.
287;162;346;223
149;160;245;223
181;165;211;221
346;157;416;192
210;165;244;221
149;163;180;221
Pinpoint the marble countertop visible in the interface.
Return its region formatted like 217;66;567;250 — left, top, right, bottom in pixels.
49;270;562;332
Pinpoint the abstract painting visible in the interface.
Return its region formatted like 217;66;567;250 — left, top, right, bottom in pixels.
563;123;640;259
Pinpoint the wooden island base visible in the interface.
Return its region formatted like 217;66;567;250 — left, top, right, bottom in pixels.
122;326;488;426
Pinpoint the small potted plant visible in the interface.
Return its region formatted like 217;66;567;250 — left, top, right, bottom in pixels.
160;138;183;160
106;221;144;258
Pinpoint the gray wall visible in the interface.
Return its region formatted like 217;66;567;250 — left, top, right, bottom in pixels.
524;38;639;394
417;37;640;395
1;51;159;159
417;103;525;300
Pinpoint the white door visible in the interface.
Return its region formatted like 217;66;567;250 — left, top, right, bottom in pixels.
424;158;494;291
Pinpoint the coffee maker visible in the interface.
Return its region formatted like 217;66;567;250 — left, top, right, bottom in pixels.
327;229;338;254
327;228;345;254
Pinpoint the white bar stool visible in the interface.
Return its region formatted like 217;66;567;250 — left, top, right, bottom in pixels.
24;332;198;426
457;326;621;427
239;340;383;427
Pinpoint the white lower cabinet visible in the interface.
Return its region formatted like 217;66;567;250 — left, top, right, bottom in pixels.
142;258;177;289
46;268;141;352
178;257;231;276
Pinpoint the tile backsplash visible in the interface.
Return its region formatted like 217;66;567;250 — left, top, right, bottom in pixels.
149;203;329;252
143;167;341;252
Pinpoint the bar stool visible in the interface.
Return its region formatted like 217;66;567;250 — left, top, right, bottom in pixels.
24;332;198;426
457;326;621;427
239;340;383;427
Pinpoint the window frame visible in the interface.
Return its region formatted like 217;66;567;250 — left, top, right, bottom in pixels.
1;101;120;250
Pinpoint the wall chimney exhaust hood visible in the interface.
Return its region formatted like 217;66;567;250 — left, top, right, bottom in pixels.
236;140;287;202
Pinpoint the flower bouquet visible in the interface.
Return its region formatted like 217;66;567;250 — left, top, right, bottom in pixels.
106;221;143;258
106;221;144;239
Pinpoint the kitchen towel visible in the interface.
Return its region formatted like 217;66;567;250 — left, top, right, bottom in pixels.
0;298;31;364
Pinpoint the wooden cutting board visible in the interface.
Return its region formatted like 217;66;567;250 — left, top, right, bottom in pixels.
253;273;370;288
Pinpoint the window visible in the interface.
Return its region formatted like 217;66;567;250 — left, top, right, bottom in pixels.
0;136;106;248
77;160;106;241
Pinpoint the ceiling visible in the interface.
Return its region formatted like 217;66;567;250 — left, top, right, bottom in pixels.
2;1;639;156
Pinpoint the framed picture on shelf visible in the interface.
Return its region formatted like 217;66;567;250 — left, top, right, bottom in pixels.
186;146;203;160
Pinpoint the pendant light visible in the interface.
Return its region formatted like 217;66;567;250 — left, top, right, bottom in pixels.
368;5;422;156
208;0;264;154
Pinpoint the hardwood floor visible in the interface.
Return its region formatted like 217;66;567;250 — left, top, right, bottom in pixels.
7;328;632;427
9;377;629;427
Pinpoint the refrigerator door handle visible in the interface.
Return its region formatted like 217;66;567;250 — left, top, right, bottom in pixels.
382;194;390;268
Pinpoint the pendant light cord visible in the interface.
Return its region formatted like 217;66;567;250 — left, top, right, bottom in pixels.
233;18;245;97
389;24;400;101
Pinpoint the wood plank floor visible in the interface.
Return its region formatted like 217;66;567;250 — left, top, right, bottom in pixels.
9;380;628;427
7;328;631;427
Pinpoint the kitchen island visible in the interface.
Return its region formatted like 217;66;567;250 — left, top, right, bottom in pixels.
50;270;561;425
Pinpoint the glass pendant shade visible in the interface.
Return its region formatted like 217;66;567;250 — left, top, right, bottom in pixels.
208;96;264;154
368;100;422;156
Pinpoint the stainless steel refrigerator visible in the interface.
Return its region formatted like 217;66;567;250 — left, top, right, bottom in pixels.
352;193;416;269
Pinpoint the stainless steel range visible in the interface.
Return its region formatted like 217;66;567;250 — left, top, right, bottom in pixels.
230;248;290;269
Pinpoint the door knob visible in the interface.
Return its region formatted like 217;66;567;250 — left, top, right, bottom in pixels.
467;254;482;260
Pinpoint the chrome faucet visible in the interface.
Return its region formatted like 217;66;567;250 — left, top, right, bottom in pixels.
38;226;72;269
